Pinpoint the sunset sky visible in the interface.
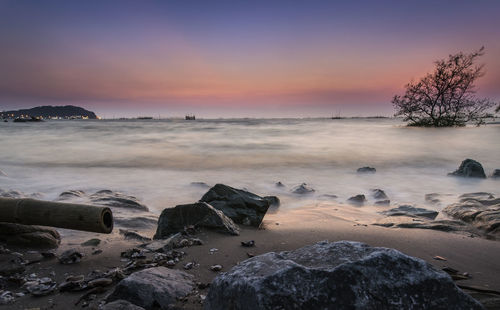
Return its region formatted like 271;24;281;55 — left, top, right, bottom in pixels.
1;0;499;117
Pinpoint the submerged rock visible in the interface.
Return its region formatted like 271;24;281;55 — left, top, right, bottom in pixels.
444;194;500;237
373;216;470;232
205;241;482;310
90;190;149;211
81;238;101;247
357;166;376;173
58;190;86;200
380;205;439;220
371;189;388;200
449;159;486;178
0;223;60;248
114;216;158;230
154;202;239;239
374;200;390;206
0;189;24;198
290;183;315;195
200;184;271;227
190;182;210;188
106;267;194;310
0;253;25;276
347;194;366;205
263;196;280;207
491;169;500;178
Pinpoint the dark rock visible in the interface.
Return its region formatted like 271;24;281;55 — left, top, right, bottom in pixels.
347;194;366;205
154;202;239;239
200;184;271;227
59;249;83;264
106;267;194;310
380;205;439;220
371;189;388;200
103;300;146;310
449;159;486;178
90;190;149;211
275;181;285;187
459;192;495;200
24;277;57;296
320;194;338;199
374;200;390;206
81;238;101;247
263;196;280;207
119;229;151;242
241;240;255;247
357;166;376;173
373;216;471;232
425;193;441;204
205;241;481;310
290;183;315;195
444;196;500;236
0;253;25;276
0;189;24;198
0;223;60;248
491;169;500;178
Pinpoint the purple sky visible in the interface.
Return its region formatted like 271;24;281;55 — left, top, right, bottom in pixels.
1;0;499;117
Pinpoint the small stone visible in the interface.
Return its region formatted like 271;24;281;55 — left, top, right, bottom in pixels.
241;240;255;247
92;249;103;255
291;183;315;195
88;278;113;288
81;238;101;247
357;167;376;173
433;255;447;261
209;248;218;255
179;239;190;247
347;194;366;205
275;181;285;187
210;265;222;272
183;262;195;270
58;249;83;264
246;252;255;258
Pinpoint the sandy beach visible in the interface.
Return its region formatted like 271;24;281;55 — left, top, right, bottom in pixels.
3;200;500;309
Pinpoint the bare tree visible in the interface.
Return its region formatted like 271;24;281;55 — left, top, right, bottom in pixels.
392;47;496;126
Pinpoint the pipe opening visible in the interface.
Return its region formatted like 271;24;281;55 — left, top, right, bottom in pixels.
103;211;113;229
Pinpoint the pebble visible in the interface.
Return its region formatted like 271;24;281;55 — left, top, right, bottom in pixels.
210;265;223;272
241;240;255;247
59;249;83;264
433;255;447;261
92;249;103;255
183;262;195;270
209;248;218;255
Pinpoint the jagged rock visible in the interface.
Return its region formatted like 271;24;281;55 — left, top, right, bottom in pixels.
347;194;366;205
0;223;60;248
205;241;482;310
81;238;101;247
119;230;151;242
200;184;271;227
154;202;239;239
444;195;500;236
449;159;486;178
380;205;438;220
90;190;149;211
371;189;388;200
357;166;376;173
491;169;500;178
290;183;315;195
263;196;280;207
0;253;25;276
106;267;194;310
103;300;146;310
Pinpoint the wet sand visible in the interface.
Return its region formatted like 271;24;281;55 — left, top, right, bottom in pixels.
5;202;500;309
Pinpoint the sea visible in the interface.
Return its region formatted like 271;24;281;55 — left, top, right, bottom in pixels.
1;118;499;214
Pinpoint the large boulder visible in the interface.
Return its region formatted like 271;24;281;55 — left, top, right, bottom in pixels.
205;241;482;310
449;159;486;178
154;202;239;239
106;267;194;310
443;194;500;236
0;223;60;248
200;184;270;227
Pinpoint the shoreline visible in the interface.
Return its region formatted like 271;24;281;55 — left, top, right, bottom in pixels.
4;202;500;309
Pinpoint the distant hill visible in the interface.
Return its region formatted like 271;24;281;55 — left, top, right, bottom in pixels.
1;105;98;119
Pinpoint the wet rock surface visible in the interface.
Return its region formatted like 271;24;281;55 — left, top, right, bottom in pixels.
205;241;482;310
444;193;500;237
347;194;366;205
0;223;61;248
491;169;500;178
106;267;194;310
290;183;315;195
103;299;146;310
200;184;271;227
154;202;240;239
373;216;472;233
89;190;149;211
0;253;25;276
449;159;486;178
380;205;439;220
357;166;376;173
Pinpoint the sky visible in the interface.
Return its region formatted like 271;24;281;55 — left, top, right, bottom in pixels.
0;0;499;118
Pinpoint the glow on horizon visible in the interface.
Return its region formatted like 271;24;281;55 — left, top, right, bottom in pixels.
1;0;499;117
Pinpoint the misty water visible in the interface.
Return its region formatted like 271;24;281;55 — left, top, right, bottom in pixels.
1;118;499;214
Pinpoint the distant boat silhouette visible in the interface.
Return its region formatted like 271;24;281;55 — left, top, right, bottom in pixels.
185;114;196;120
331;110;342;119
137;116;153;120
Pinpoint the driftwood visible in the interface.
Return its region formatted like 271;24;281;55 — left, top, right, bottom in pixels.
0;197;113;233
